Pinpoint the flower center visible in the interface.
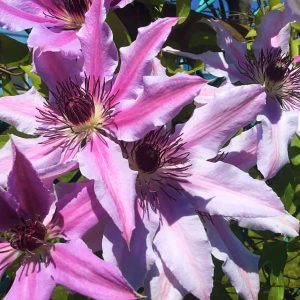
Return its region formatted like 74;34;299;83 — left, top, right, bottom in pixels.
265;61;288;82
62;93;95;126
46;0;92;30
135;143;161;173
9;219;47;252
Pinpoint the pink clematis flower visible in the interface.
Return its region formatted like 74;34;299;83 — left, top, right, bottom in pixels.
163;5;300;179
101;83;298;300
0;0;133;54
0;0;207;244
0;142;138;300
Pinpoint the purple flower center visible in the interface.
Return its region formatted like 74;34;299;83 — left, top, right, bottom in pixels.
46;0;92;29
265;61;288;82
135;143;161;173
63;94;95;126
10;219;47;252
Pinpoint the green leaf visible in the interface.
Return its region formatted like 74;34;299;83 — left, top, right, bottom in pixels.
52;285;69;300
176;0;191;24
1;73;17;96
20;65;48;97
260;242;287;300
270;164;294;211
0;134;9;149
0;33;30;67
106;11;132;48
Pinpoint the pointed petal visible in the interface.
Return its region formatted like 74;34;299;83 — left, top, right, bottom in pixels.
181;84;266;159
257;109;298;179
0;1;58;31
222;125;261;172
52;181;105;239
252;8;293;54
205;216;260;300
0;135;67;186
110;0;134;8
114;73;207;141
33;49;83;91
0;87;44;135
8;142;55;220
163;46;243;82
0;189;20;230
103;205;159;289
5;262;55;300
206;19;247;69
154;198;213;300
28;26;80;56
111;17;178;103
77;134;137;245
144;258;186;300
182;160;285;218
77;0;118;79
236;213;299;238
48;239;137;299
0;243;19;278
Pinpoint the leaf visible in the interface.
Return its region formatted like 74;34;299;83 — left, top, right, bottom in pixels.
106;11;132;48
20;65;48;98
176;0;191;24
52;285;69;300
0;33;30;67
270;164;294;211
259;242;287;300
1;73;17;96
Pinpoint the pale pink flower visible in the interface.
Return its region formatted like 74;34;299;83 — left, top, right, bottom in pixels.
0;0;207;244
101;83;298;300
163;6;300;179
0;0;133;54
0;142;137;300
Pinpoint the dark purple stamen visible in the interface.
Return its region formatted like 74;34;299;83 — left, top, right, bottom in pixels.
135;143;161;173
265;61;288;82
10;219;47;252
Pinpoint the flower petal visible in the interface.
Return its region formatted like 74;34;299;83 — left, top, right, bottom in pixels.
252;8;293;54
236;213;299;238
0;135;67;186
77;0;118;79
222;125;261;172
0;190;20;230
7;142;55;220
77;134;137;245
0;87;44;135
111;17;178;103
154;198;213;300
144;258;186;300
0;0;58;31
206;19;247;70
114;73;207;141
205;216;260;300
103;205;159;289
52;181;105;239
257;108;298;179
163;46;243;82
5;262;55;300
181;84;266;159
48;239;138;299
0;243;19;278
33;49;83;91
182;160;285;218
28;26;80;56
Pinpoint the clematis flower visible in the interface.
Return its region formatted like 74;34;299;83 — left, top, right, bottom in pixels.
163;6;300;179
0;0;133;54
0;142;137;300
0;0;207;244
101;83;298;300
